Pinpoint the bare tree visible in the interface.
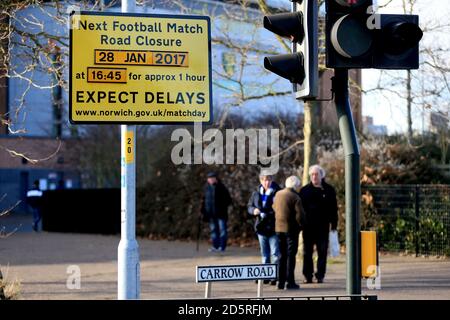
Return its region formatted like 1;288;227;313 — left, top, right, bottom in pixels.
364;0;450;142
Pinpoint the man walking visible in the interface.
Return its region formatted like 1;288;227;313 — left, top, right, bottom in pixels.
273;176;305;290
27;180;43;232
200;172;232;252
300;165;338;284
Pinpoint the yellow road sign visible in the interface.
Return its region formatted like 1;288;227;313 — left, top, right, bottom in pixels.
70;12;212;124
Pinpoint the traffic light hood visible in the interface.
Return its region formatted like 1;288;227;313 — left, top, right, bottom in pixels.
382;21;423;55
263;12;304;43
264;53;306;84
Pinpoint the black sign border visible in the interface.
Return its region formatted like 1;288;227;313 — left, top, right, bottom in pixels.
87;67;128;84
196;263;279;283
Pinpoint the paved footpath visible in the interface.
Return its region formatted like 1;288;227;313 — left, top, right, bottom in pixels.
1;232;449;300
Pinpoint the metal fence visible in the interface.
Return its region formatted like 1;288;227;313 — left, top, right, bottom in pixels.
361;185;450;256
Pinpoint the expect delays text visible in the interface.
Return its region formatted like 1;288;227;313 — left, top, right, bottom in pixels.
75;90;205;105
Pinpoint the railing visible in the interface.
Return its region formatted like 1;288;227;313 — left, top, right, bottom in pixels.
233;294;377;300
362;185;450;256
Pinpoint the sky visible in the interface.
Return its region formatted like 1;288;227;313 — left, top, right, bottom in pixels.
361;0;450;134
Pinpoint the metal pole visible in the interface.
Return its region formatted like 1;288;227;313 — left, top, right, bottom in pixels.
205;282;212;299
415;185;420;257
257;280;263;298
333;69;361;296
118;0;140;300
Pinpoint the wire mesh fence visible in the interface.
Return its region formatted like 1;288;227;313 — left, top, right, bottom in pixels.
361;185;450;257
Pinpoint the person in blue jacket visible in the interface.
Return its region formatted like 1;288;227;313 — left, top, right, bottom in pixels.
247;172;281;285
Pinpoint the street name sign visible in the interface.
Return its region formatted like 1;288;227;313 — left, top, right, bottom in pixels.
70;11;212;124
196;264;278;283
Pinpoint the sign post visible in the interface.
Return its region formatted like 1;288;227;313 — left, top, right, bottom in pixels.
118;124;139;299
69;0;212;300
196;264;278;298
119;0;138;300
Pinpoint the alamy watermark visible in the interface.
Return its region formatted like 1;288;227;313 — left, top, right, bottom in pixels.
365;265;382;290
66;265;81;290
367;5;381;30
171;123;280;174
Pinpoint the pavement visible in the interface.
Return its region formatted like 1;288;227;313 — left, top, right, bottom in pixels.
1;213;450;300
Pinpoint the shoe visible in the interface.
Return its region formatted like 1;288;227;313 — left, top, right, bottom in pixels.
263;280;270;284
303;278;313;284
270;280;277;286
316;278;324;283
277;283;285;290
208;247;219;252
285;283;300;290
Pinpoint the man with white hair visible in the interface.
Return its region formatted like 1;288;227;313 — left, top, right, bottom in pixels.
272;176;305;290
299;165;338;284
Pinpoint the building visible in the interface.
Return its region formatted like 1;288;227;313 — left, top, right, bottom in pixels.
362;116;388;136
429;111;449;134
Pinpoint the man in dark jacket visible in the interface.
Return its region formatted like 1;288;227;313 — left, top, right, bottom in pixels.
299;165;338;284
27;180;43;232
273;176;306;290
201;172;232;252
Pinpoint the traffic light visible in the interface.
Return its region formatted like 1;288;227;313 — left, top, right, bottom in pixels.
325;0;423;69
263;0;318;100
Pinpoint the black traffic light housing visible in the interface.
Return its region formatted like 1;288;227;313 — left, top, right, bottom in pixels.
263;11;306;85
374;14;422;69
326;11;373;68
263;0;318;100
325;0;423;69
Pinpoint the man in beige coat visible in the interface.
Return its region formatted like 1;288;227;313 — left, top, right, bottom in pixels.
272;176;306;290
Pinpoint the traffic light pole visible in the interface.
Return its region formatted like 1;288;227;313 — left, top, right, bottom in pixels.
332;69;361;297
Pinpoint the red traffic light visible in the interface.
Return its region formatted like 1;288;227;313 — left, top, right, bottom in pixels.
335;0;371;8
327;0;373;13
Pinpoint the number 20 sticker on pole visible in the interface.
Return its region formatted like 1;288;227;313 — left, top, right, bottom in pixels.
69;11;212;124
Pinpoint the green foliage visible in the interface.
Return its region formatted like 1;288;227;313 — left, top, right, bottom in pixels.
377;213;448;255
319;135;450;248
